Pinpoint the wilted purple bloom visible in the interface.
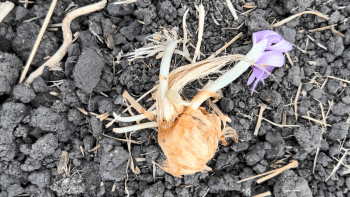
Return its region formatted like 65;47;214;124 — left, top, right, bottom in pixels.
247;30;293;95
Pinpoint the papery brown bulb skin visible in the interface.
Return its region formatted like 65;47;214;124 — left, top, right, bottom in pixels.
158;107;226;177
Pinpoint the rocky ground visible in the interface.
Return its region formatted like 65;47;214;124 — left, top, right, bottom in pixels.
1;0;350;196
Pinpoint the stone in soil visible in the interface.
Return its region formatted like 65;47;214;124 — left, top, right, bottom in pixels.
0;52;23;96
27;133;58;160
328;122;349;141
140;181;165;197
12;84;36;104
73;48;104;94
158;0;177;23
273;170;312;197
208;174;241;191
293;125;322;153
11;22;59;66
247;9;270;34
99;146;129;181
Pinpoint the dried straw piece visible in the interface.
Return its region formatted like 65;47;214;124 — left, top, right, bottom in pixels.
207;32;243;59
76;107;88;115
300;115;332;127
257;160;298;184
257;115;300;128
237;169;278;183
252;191;271;197
193;3;205;62
285;52;294;66
325;150;348;182
80;146;85;157
271;11;329;28
24;0;108;85
123;91;155;121
0;1;14;24
325;75;350;84
294;83;302;120
226;0;238;21
88;144;99;152
308;24;336;32
254;103;267;136
57;151;69;174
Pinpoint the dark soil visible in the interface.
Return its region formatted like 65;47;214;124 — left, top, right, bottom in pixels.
1;0;350;196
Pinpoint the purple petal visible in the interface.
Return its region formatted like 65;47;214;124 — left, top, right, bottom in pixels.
247;72;256;85
255;51;285;67
265;38;293;52
252;30;281;44
251;78;260;95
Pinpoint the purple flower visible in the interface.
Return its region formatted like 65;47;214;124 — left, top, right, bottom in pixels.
247;30;293;95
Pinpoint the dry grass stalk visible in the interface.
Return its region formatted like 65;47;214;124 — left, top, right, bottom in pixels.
0;1;14;24
252;191;271;197
285;52;294;66
237;169;278;183
113;122;158;133
19;0;35;8
88;144;99;152
309;24;336;32
102;133;143;144
326;150;348;182
318;101;327;129
80;146;85;157
326;75;350;84
254;103;267;136
258;116;300;128
193;3;205;62
243;2;256;9
226;0;238;20
294;83;302;120
313;146;320;174
24;0;108;85
330;25;345;38
271;11;329;28
300;115;332;127
50;92;59;96
207;32;243;59
282;109;286;125
75;107;88;115
96;112;110;121
125;133;141;175
57;151;69;174
326;100;333;117
123;91;155;121
257;160;298;184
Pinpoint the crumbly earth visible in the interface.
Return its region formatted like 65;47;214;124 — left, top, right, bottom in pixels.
0;0;350;196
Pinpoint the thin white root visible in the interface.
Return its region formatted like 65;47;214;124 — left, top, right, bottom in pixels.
19;0;58;84
113;122;158;133
193;3;205;62
226;0;238;21
24;0;108;85
0;1;15;24
113;111;156;122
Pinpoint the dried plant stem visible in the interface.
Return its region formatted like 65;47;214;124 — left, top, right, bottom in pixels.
294;83;302;121
193;3;205;62
285;52;293;66
326;75;350;84
259;116;300;128
226;0;238;21
252;191;271;197
237;169;278;183
24;0;107;85
0;1;14;24
113;122;158;133
254;104;267;136
257;160;298;184
300;115;332;127
325;150;348;182
207;32;243;59
271;11;329;28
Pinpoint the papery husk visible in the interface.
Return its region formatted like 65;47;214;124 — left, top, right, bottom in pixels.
158;106;227;177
